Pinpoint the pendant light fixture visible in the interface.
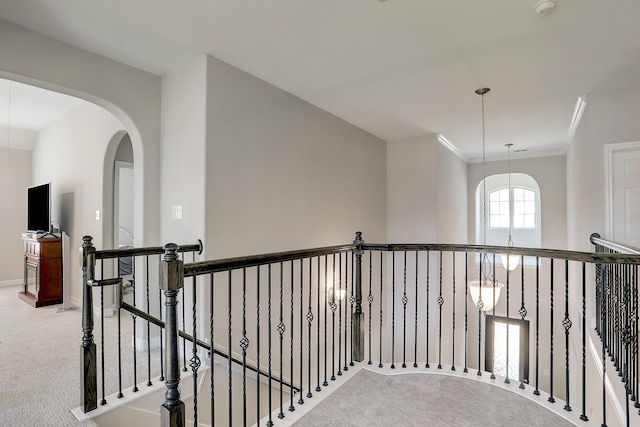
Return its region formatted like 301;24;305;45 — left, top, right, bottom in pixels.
500;143;520;271
469;88;503;312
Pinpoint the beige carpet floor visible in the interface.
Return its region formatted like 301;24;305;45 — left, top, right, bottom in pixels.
0;285;162;427
292;368;577;427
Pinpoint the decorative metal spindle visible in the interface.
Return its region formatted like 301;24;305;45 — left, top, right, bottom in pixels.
549;259;555;403
323;255;328;387
146;255;152;387
268;264;274;427
438;251;443;370
316;257;322;392
391;252;396;369
634;265;639;409
299;259;305;404
256;267;261;424
451;252;456;371
331;254;337;381
503;253;510;385
214;273;219;425
191;275;200;426
289;261;296;412
580;263;588;421
307;258;313;399
534;257;540;396
228;270;233;425
477;253;483;377
278;263;285;419
131;256;139;392
117;291;123;398
182;282;187;373
100;274;106;405
159;272;165;382
519;255;526;390
563;260;572;412
338;254;343;376
368;251;373;365
601;262;608;427
346;252;352;370
241;269;249;426
379;251;384;369
426;250;431;369
491;253;496;380
464;252;469;373
402;251;408;369
414;251;419;368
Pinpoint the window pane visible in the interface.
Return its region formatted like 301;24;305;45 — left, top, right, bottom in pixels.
524;201;535;214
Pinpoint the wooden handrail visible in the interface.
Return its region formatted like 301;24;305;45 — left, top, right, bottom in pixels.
590;233;640;255
94;239;203;260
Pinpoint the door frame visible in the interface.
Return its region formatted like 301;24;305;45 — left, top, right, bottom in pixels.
604;141;640;240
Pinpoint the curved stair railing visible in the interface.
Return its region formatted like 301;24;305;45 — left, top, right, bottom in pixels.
78;232;640;426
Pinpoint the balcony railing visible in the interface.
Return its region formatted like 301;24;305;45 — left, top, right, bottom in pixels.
78;232;640;426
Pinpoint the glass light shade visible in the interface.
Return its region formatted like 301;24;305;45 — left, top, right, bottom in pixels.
469;278;504;312
500;253;520;271
328;287;346;301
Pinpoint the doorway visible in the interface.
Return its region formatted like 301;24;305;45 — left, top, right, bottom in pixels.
606;141;640;247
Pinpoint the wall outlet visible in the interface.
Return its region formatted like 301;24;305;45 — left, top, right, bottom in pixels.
172;205;183;220
95;210;101;220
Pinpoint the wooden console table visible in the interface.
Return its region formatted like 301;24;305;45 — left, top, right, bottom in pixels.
18;235;63;307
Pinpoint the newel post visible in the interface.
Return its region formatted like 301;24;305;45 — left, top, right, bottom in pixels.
160;243;185;427
80;236;97;412
352;231;365;362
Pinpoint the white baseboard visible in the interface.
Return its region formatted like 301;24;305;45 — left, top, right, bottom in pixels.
0;279;22;288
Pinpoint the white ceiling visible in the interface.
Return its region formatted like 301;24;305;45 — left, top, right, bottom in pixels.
1;0;640;159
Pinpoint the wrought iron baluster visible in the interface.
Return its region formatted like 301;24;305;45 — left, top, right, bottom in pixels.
601;262;608;427
391;251;396;369
267;264;273;427
117;285;123;399
159;255;165;383
338;254;343;376
289;261;295;412
330;254;337;380
519;255;526;390
256;267;261;424
402;250;408;369
227;270;233;425
634;265;639;410
490;254;496;380
299;258;305;404
100;259;106;405
563;260;572;412
464;252;468;374
477;253;482;377
346;252;351;370
534;257;540;396
438;251;443;370
549;258;555;404
369;251;373;365
316;256;322;392
379;251;384;369
278;262;285;419
580;262;588;421
426;250;430;369
501;253;510;385
414;251;419;368
146;255;152;387
451;251;456;371
191;275;200;426
241;269;249;426
182;277;187;373
323;255;328;387
307;258;313;399
210;274;215;427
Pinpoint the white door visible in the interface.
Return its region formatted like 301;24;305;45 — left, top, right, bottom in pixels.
607;141;640;248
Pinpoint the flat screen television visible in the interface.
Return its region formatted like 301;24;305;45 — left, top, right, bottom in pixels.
27;183;51;233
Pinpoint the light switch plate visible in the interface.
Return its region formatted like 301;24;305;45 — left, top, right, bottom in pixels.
172;205;183;220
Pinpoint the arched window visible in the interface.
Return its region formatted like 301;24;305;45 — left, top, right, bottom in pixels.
476;173;541;250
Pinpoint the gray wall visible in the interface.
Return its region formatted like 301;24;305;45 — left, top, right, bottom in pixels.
0;148;31;284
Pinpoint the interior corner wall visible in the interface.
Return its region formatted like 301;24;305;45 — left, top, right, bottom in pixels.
160;56;207;246
436;143;468;243
203;55;387;258
0;148;31;283
567;85;640;251
386;135;438;243
32;102;125;302
467;155;567;250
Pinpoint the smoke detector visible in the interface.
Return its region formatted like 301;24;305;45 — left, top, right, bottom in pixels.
534;0;557;16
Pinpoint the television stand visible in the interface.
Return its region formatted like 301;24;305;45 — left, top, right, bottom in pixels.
18;235;63;307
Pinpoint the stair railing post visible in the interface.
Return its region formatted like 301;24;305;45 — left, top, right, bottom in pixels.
352;231;365;362
80;236;97;413
160;243;185;427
